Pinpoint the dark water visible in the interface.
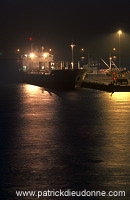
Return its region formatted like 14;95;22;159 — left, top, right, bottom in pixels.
0;61;130;199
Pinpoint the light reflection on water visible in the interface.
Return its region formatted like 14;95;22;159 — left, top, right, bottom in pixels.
94;92;130;194
0;84;130;199
111;92;130;101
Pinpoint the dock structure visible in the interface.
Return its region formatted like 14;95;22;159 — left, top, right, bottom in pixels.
81;79;130;92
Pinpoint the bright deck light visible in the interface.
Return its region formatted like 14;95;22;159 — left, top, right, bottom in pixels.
43;53;48;58
29;53;35;58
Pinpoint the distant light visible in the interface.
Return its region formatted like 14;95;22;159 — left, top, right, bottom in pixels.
49;49;52;52
113;48;116;51
43;53;48;58
81;48;84;51
17;49;20;52
113;56;117;59
29;53;35;58
29;37;33;41
117;30;122;35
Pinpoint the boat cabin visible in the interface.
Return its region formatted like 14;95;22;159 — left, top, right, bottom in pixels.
22;48;54;73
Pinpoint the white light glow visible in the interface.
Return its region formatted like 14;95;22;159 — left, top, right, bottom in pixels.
29;53;35;58
118;30;122;35
43;53;48;58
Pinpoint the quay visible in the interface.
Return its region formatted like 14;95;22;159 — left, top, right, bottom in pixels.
81;78;130;92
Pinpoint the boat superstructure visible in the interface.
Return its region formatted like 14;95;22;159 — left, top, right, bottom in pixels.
20;47;86;90
21;47;54;74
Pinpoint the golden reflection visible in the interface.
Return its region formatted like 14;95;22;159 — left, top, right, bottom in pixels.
25;84;39;93
99;91;130;188
111;92;130;101
24;84;49;96
17;84;59;173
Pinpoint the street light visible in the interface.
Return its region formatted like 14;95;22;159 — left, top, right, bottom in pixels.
81;48;90;67
71;44;75;69
117;30;122;68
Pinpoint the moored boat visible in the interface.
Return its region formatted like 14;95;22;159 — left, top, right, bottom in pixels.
20;47;86;90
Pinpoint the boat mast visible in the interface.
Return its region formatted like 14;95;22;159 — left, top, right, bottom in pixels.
100;58;110;69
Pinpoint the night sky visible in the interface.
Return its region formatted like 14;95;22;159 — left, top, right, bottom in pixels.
1;0;130;65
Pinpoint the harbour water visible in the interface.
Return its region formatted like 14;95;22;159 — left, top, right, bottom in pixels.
0;61;130;199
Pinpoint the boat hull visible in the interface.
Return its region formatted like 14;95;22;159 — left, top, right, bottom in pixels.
20;69;86;90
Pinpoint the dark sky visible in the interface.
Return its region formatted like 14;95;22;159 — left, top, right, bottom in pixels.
1;0;130;64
